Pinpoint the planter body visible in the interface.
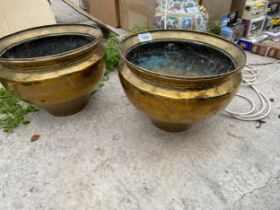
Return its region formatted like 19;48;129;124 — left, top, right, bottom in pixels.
118;30;246;132
0;24;105;116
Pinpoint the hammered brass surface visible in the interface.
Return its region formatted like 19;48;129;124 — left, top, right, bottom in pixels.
118;30;246;132
0;24;105;116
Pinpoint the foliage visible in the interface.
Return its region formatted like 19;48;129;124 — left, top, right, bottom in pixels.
105;33;121;72
128;24;151;34
92;33;119;95
0;88;38;133
105;24;151;72
208;24;222;36
94;24;152;94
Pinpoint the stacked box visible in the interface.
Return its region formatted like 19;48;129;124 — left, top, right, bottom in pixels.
267;41;280;59
231;0;268;19
242;16;266;37
220;12;245;41
251;38;279;56
237;34;268;51
265;0;280;30
221;26;235;41
241;0;268;19
267;0;280;15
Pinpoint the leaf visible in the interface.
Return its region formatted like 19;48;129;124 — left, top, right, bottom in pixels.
31;135;40;142
208;23;222;36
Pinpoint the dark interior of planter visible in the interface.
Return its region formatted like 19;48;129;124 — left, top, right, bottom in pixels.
126;41;236;77
0;34;95;59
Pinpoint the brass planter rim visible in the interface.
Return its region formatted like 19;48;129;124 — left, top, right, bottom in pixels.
0;24;103;64
119;29;247;81
0;24;104;82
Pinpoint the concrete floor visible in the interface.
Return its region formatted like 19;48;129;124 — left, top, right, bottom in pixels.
0;1;280;210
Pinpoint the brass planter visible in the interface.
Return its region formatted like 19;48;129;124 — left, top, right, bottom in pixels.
0;24;105;116
118;30;246;132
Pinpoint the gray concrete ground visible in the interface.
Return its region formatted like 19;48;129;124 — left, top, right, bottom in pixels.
0;1;280;210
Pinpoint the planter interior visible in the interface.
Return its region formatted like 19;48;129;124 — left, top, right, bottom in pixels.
126;40;236;78
1;34;95;59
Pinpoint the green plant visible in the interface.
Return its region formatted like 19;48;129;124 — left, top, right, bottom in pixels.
105;24;151;72
105;33;121;72
128;24;151;34
92;33;120;95
209;24;222;36
94;24;152;95
0;88;38;133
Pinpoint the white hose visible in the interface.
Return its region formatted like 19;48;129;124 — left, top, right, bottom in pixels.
225;60;280;121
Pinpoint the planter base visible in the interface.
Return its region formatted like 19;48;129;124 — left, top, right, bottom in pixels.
44;95;90;117
151;119;191;133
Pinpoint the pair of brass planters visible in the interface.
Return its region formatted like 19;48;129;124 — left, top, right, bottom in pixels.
0;24;246;132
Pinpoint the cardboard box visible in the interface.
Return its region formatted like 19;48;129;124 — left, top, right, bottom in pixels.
231;0;268;19
265;14;280;30
203;0;233;23
88;0;120;27
232;0;268;19
119;0;157;30
237;34;268;51
242;16;266;37
0;0;56;38
267;0;280;15
251;38;279;56
221;24;245;41
267;42;280;59
220;12;245;41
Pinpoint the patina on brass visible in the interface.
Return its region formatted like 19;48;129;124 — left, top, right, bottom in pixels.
118;30;246;132
0;24;105;116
